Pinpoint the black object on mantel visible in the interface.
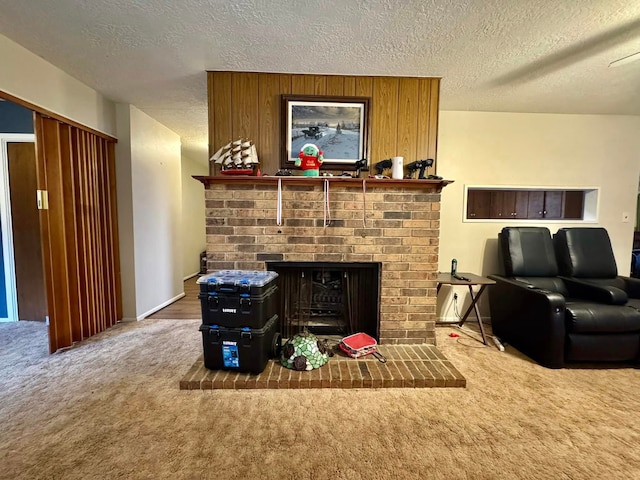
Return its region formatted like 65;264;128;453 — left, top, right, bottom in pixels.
375;158;392;175
354;158;367;178
406;159;431;179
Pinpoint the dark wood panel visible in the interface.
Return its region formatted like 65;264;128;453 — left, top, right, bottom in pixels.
564;191;584;219
467;189;491;219
312;75;326;95
427;78;440;163
371;77;399;163
7;142;47;321
292;74;316;94
397;78;419;164
34;116;57;351
90;134;102;332
58;124;83;341
279;74;292;95
41;117;73;352
544;191;564;219
514;190;529;218
325;76;344;96
81;131;98;336
71;129;91;337
343;77;356;96
489;191;506;219
210;72;232;175
258;73;282;174
354;77;373;98
527;191;545;219
231;72;259;140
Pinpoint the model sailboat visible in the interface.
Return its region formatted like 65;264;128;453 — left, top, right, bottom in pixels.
209;138;259;175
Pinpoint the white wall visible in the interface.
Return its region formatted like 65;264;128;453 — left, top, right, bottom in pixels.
116;104;184;320
0;33;116;137
0;33;190;323
437;111;640;320
181;155;208;278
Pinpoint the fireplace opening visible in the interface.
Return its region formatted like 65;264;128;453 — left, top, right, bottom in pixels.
267;262;381;341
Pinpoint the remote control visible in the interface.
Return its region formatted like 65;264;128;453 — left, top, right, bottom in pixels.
453;274;470;281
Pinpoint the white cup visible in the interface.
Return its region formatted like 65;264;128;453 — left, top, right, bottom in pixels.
392;156;404;179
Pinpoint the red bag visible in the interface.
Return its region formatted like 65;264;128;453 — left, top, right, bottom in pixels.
339;332;387;363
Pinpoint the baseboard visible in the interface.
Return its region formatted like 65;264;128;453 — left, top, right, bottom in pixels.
437;315;492;325
183;272;201;281
138;292;186;320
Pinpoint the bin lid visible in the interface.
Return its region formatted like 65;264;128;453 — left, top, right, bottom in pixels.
197;270;279;287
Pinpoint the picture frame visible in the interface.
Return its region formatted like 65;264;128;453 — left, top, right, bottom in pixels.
280;95;371;170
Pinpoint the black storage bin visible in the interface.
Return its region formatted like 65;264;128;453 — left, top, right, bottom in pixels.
197;270;279;328
199;314;281;374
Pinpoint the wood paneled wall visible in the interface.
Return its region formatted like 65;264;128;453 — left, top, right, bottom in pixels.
208;72;440;175
35;114;121;353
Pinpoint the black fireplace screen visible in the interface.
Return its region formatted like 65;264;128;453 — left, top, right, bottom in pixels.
267;262;381;340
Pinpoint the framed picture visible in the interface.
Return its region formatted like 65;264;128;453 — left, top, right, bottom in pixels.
280;95;371;169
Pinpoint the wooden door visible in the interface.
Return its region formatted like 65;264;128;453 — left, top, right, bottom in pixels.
563;191;584;219
489;191;506;219
498;190;529;219
35;115;121;353
467;190;491;219
527;191;545;218
514;191;529;218
543;191;564;219
7;142;47;321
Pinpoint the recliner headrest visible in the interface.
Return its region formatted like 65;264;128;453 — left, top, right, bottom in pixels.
554;228;618;278
500;227;558;277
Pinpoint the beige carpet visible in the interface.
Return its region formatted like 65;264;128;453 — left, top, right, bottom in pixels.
1;319;639;479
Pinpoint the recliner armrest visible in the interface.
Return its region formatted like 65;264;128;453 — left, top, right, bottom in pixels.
488;275;566;368
561;277;628;305
621;276;640;299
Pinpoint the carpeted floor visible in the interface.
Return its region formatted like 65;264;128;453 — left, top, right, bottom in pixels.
1;319;639;479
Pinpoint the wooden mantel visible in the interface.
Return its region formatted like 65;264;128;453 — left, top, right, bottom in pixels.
194;175;453;191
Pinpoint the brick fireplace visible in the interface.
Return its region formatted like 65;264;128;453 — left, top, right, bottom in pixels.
196;176;450;345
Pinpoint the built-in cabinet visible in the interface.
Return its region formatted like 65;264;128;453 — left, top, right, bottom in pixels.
467;188;585;220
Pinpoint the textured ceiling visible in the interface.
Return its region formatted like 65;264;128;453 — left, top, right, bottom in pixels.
0;0;639;163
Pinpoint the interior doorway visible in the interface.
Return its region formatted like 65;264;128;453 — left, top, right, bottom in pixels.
0;134;47;322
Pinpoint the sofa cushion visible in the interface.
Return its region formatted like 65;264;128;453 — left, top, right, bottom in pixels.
555;228;618;278
565;302;640;333
501;227;558;277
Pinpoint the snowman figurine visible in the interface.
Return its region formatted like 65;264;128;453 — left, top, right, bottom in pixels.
296;143;324;177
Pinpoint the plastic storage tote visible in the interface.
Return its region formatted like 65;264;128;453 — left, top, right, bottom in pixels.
197;270;279;328
199;314;281;374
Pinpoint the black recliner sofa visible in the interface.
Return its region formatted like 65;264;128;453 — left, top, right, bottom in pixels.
554;227;640;310
488;226;640;368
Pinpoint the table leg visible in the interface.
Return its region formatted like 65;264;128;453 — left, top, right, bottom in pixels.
457;285;488;344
